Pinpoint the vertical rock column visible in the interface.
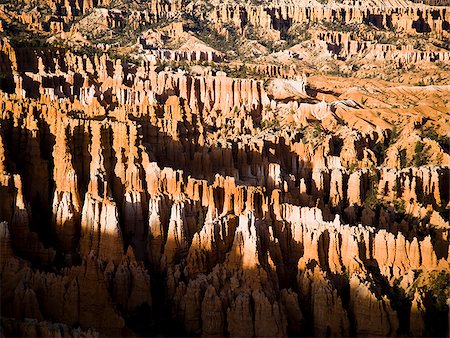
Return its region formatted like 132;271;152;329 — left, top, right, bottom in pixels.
51;120;82;254
80;123;124;264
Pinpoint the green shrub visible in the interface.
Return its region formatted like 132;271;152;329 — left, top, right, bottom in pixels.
430;271;450;311
312;122;323;138
393;199;406;214
260;119;280;131
413;141;430;166
421;126;450;153
364;170;380;209
399;149;407;168
197;207;204;233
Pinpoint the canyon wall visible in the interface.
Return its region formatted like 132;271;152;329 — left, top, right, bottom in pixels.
0;34;449;337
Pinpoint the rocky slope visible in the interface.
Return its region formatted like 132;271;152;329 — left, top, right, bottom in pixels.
0;0;449;336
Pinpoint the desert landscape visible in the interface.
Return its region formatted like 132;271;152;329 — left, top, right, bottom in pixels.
0;0;449;336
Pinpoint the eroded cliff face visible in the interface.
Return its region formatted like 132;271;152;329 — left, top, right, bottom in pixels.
0;0;449;335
